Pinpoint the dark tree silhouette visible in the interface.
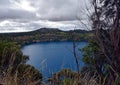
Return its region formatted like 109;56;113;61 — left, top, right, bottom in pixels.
91;0;120;84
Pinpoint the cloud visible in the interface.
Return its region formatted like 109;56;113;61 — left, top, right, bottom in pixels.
35;0;78;21
0;20;84;32
0;8;37;20
0;0;11;6
0;0;89;21
0;0;90;32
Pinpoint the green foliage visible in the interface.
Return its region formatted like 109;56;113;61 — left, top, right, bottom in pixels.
82;41;99;65
81;39;120;84
81;40;108;84
0;41;42;85
0;41;28;74
17;64;42;85
46;69;77;85
60;78;74;85
46;69;100;85
0;28;93;45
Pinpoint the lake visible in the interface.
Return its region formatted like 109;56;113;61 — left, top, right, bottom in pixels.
21;42;87;79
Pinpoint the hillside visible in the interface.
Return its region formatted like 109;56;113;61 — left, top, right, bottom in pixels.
0;28;93;45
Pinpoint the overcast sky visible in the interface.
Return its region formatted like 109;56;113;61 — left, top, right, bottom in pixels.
0;0;91;33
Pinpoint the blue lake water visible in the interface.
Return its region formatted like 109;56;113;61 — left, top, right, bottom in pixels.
21;42;87;79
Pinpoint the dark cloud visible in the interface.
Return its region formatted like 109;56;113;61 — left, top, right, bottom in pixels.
36;0;78;21
0;0;80;21
0;8;36;20
0;0;11;6
0;0;90;21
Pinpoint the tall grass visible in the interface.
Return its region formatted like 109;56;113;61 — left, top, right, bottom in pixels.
46;69;100;85
0;42;42;85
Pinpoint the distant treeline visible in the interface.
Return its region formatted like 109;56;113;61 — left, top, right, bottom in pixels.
0;28;93;45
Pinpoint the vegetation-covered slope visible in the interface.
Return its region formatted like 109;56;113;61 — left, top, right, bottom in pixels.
0;41;42;85
0;28;93;45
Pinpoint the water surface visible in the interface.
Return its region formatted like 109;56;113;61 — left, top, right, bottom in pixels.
21;42;87;79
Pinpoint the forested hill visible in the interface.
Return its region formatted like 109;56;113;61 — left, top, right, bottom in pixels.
0;28;93;45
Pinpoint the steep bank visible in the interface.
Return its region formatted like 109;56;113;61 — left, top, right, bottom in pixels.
0;28;93;45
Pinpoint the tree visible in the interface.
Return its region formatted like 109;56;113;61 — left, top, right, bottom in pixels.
0;41;42;85
17;64;42;85
0;41;29;75
91;0;120;84
81;40;107;83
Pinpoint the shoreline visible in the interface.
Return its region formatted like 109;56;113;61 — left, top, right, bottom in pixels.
20;40;87;47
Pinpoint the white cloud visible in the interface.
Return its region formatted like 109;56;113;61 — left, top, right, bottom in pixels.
0;0;90;32
0;20;84;32
10;0;36;12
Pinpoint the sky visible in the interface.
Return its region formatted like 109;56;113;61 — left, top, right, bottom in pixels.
0;0;91;33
